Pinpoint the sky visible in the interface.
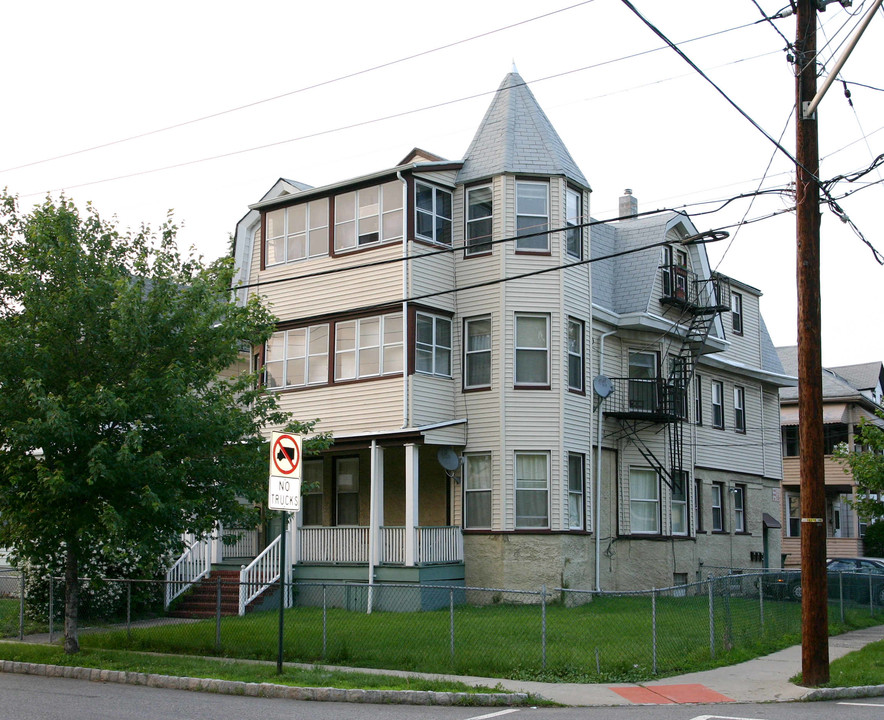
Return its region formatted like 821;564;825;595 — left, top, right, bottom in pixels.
2;0;883;369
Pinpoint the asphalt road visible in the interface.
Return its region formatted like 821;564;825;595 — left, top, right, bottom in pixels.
2;672;883;720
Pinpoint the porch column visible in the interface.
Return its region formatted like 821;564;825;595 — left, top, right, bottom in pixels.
212;523;223;565
290;511;301;566
405;443;419;567
368;442;384;612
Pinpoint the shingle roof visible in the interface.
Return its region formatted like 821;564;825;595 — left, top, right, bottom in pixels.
776;346;869;402
828;361;884;393
456;73;588;187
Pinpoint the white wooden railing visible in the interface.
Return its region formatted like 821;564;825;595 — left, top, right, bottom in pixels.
299;527;369;564
164;537;211;609
415;526;463;564
238;525;293;616
221;527;259;557
381;527;406;564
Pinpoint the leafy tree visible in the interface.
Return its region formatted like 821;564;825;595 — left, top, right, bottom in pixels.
0;193;305;653
836;411;884;526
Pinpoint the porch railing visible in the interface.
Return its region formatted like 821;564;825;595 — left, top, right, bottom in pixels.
221;527;260;557
298;526;463;565
299;526;369;564
239;528;291;616
416;526;463;564
164;537;211;609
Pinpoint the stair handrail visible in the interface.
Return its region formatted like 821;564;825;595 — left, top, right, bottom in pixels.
239;531;286;616
164;536;212;609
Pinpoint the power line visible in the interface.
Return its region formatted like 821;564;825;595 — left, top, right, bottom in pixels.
0;1;598;175
17;18;764;198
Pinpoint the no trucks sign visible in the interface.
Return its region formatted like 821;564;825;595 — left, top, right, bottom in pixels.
268;432;302;511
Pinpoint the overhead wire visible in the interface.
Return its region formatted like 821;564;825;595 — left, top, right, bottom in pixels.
0;1;599;175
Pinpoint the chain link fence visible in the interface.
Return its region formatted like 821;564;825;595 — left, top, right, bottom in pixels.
3;569;882;681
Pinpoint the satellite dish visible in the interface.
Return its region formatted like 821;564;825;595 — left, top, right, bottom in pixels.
437;447;460;472
592;375;614;398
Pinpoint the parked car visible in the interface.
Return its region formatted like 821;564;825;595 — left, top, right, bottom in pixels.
761;557;884;604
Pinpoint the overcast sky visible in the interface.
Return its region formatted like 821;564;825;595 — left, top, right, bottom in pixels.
3;0;883;369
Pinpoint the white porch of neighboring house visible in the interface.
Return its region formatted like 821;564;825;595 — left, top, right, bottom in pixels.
167;424;466;615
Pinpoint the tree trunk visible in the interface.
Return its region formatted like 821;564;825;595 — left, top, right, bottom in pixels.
63;544;79;654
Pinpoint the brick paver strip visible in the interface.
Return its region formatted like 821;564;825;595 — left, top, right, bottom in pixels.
608;686;675;704
646;684;735;703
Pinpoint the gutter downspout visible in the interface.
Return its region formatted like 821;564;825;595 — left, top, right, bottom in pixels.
595;330;617;593
398;172;410;429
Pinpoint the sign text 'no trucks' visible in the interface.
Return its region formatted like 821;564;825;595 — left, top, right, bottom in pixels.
268;475;301;512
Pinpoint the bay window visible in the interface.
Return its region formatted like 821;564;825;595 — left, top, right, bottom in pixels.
464;316;491;389
415;313;451;377
515;313;549;387
515;452;549;529
515;180;549;252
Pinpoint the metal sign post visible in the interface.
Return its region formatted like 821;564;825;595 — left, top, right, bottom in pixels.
267;433;301;675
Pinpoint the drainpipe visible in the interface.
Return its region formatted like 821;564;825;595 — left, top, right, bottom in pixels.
595;330;617;593
398;172;409;429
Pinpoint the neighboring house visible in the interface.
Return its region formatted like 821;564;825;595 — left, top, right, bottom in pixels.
776;348;884;566
206;71;793;605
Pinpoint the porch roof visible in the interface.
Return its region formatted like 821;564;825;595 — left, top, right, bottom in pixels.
328;419;467;451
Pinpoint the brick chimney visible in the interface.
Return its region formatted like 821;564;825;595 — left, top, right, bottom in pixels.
619;189;638;218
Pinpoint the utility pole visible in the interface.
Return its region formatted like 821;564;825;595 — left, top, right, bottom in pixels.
795;0;828;686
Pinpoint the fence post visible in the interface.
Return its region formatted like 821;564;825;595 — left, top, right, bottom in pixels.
708;577;715;659
541;584;547;670
652;588;657;675
758;574;764;630
48;576;54;645
449;586;455;665
322;584;327;660
127;580;132;641
18;573;25;641
839;572;844;624
215;576;222;651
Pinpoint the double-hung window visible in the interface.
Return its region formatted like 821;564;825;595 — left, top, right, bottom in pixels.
565;187;583;259
465;185;493;255
629;468;660;534
734;484;746;532
786;493;800;536
515;313;549;387
734;386;746;433
415;313;451;377
265;199;329;265
515;452;549;529
711;482;724;532
334;313;403;380
415;182;452;245
264;325;329;389
694;375;703;425
712;380;724;429
568;453;585;530
672;471;688;535
694;478;703;532
464;454;492;529
334;181;403;251
515;181;549;252
567;318;584;392
628;351;658;412
732;292;743;334
464;316;491;389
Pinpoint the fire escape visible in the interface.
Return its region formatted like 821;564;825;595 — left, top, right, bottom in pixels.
604;261;731;490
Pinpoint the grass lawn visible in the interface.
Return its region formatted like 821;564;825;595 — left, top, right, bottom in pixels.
0;598;47;639
75;594;884;683
818;639;884;688
0;642;513;698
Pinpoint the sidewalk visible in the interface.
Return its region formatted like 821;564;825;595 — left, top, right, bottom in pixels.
4;624;884;706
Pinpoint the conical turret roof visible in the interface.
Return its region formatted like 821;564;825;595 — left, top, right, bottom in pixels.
457;72;588;188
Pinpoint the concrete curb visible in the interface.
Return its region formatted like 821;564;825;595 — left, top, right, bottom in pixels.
802;684;884;702
0;660;531;706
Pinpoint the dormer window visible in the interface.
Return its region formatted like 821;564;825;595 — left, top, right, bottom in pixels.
515;180;549;252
